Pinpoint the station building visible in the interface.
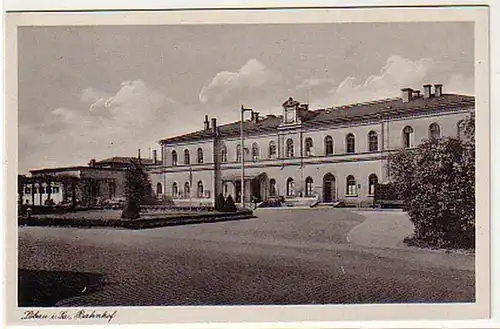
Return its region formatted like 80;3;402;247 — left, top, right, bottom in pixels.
154;84;475;207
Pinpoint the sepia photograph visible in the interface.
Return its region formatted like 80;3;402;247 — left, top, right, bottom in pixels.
4;6;491;326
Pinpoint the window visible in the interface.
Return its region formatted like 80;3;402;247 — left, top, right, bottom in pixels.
197;181;204;198
457;120;466;138
184;149;190;165
172;182;178;197
223;183;228;196
269;179;277;197
236;144;242;162
184;182;190;199
368;174;378;196
197;148;204;164
286;139;294;158
305;137;313;156
305;177;314;196
157;182;163;195
286;177;295;197
172;151;178;166
402;126;414;148
221;145;228;162
108;181;116;198
52;186;60;194
24;186;31;194
429;123;441;139
40;186;46;194
324;136;333;155
368;131;378;152
268;141;277;159
346;175;357;196
252;143;259;161
346;133;355;154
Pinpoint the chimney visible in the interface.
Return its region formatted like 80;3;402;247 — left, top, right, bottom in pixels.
300;104;309;111
401;88;413;103
423;84;432;99
137;148;141;159
412;90;421;99
204;115;210;130
434;84;443;97
252;112;260;124
89;159;96;168
211;118;217;134
153;150;158;164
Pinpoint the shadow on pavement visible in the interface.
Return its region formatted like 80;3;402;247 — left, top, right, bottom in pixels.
18;269;107;307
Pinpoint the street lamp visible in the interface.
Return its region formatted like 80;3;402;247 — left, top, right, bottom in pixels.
240;105;254;208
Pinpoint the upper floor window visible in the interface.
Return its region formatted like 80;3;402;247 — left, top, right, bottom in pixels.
402;126;414;148
220;145;228;163
286;177;295;197
368;174;378;196
305;177;314;196
324;136;334;155
286;139;294;158
268;141;277;159
172;150;178;166
197;148;204;164
305;137;314;157
429;123;441;139
252;143;259;161
346;175;357;196
236;144;242;162
184;149;190;165
368;131;378;152
346;133;355;154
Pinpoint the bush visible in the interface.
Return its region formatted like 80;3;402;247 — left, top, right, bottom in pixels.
121;159;152;219
222;195;237;212
387;115;475;249
215;193;225;211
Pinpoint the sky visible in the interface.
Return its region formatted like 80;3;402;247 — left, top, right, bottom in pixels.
18;22;474;173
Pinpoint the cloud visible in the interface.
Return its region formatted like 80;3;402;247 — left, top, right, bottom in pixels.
296;77;336;90
308;55;473;108
199;59;281;104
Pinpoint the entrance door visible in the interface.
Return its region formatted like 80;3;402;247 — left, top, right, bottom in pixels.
251;179;261;202
323;173;336;202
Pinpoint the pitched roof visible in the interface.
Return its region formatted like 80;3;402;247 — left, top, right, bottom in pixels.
160;93;474;145
96;156;156;165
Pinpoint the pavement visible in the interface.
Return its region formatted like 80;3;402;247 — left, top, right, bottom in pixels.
17;208;475;307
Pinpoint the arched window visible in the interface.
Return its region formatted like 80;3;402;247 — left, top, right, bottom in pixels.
171;182;178;197
184;149;190;165
252;143;259;161
457;120;466;138
220;144;228;162
368;131;378;152
269;178;277;197
236;144;243;162
346;133;355;154
197;148;204;164
403;126;414;148
286;177;295;197
286;139;294;158
172;150;178;166
184;182;190;199
368;174;378;196
268;141;277;159
429;123;441;139
156;182;163;195
324;136;333;155
197;181;204;198
346;175;357;196
305;137;314;156
305;177;314;196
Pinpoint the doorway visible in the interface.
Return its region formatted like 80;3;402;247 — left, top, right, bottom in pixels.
323;173;336;202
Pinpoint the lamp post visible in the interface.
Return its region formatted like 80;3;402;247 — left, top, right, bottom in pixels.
240;105;254;208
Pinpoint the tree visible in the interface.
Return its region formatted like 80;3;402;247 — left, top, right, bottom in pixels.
215;193;225;211
387;114;475;249
121;158;152;219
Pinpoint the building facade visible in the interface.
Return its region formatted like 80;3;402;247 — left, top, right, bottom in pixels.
156;84;474;207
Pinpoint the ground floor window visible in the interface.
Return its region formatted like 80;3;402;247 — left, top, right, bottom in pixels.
305;177;314;196
368;174;378;196
184;182;190;199
286;178;295;197
197;181;204;198
156;182;163;195
172;182;178;197
269;179;277;197
346;175;357;196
